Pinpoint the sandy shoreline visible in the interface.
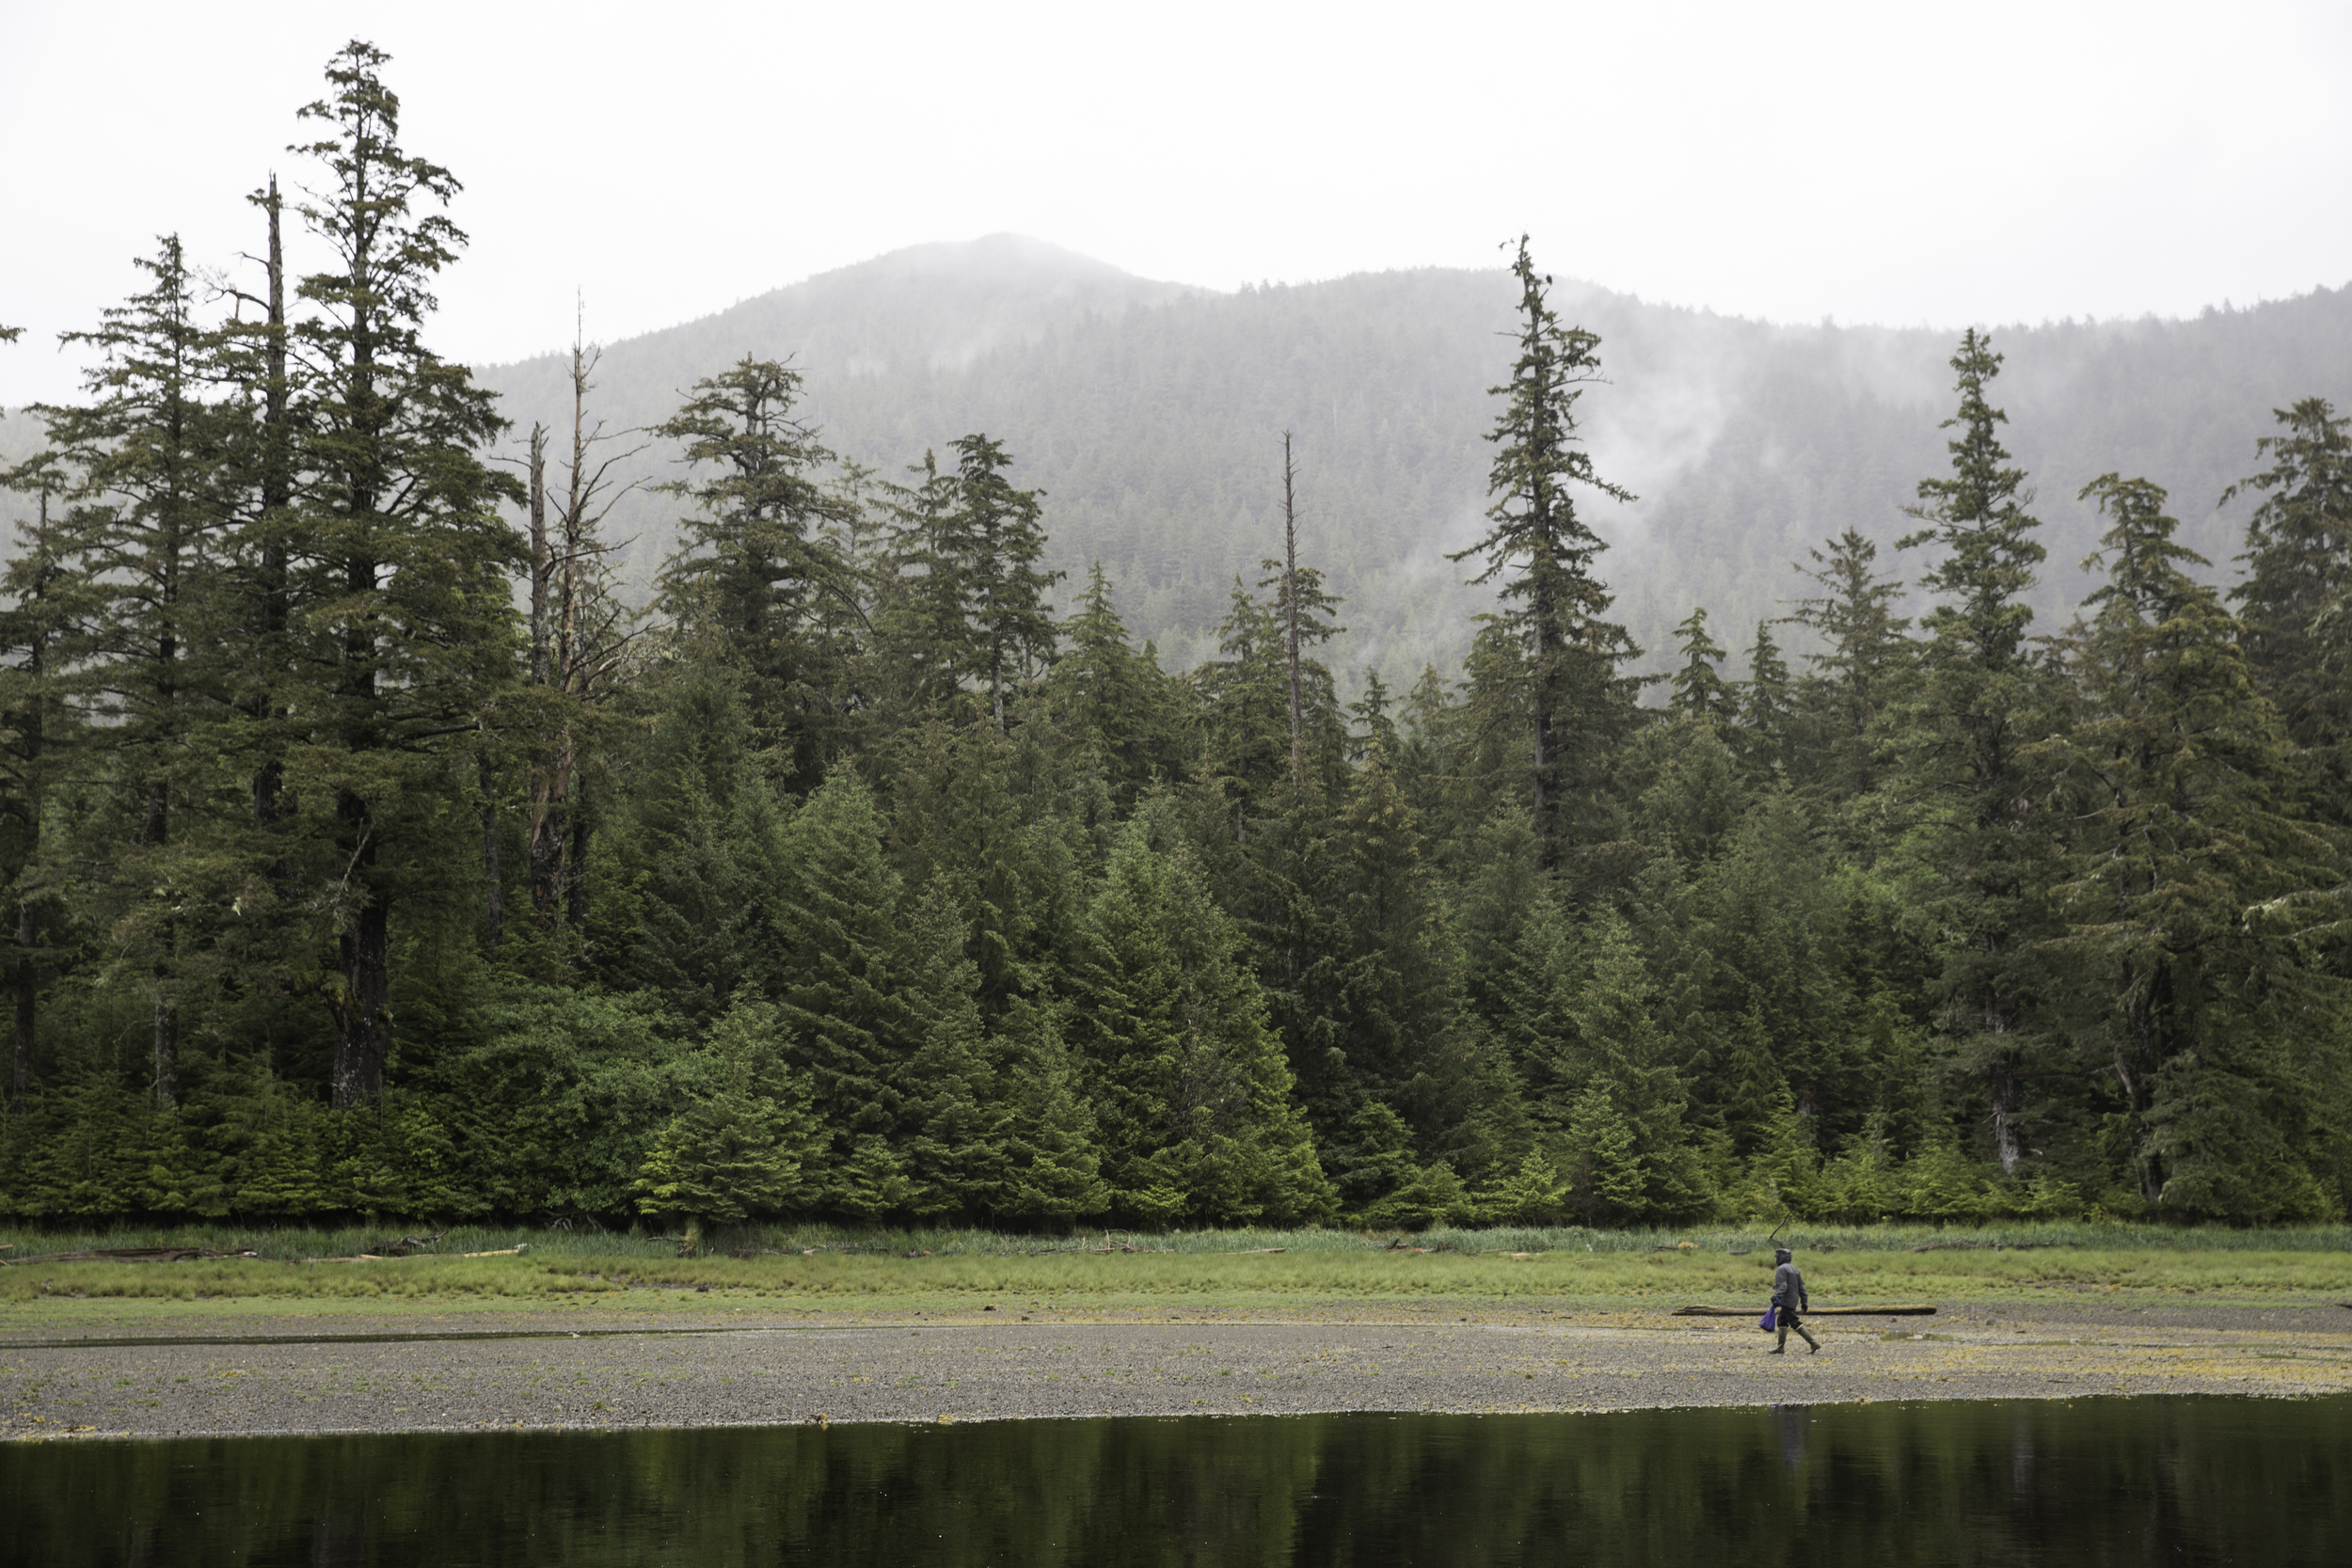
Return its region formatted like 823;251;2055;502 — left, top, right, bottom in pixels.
6;1299;2347;1440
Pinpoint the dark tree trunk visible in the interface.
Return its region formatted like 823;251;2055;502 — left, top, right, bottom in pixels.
331;806;389;1110
480;748;501;957
1281;433;1303;785
565;806;592;967
10;895;32;1109
1987;1047;2023;1176
253;177;293;852
139;776;177;1109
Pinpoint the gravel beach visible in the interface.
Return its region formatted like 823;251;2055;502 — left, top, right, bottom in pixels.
7;1300;2347;1439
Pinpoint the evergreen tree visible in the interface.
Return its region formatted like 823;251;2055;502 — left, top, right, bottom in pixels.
2042;474;2339;1212
0;456;90;1109
1447;238;1641;866
1721;1001;1792;1158
895;879;1010;1217
1194;577;1296;841
1278;739;1457;1148
945;434;1060;730
1555;910;1709;1223
1887;330;2058;1173
772;764;921;1216
279;42;525;1109
1346;669;1399;762
1738;618;1793;777
594;668;791;1021
1696;787;1865;1134
1065;815;1333;1224
992;994;1112;1224
1668;607;1735;724
866;450;968;728
1042;562;1187;808
652;356;856;785
2224;399;2352;825
633;997;823;1227
1629;713;1748;865
1788;527;1912;806
1255;481;1346;789
35;235;243;1107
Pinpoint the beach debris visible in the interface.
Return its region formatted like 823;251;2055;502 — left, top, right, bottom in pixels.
2;1245;257;1266
308;1243;528;1264
1673;1304;1936;1318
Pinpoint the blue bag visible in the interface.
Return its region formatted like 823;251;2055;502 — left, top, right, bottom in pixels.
1759;1305;1777;1331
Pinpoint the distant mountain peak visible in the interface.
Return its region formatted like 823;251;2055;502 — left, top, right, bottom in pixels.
809;233;1187;292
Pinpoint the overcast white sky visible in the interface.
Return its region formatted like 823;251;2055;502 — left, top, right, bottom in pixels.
5;0;2349;406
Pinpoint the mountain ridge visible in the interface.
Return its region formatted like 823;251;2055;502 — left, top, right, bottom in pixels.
471;238;2352;686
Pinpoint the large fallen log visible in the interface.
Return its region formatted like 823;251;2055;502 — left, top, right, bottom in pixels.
1;1245;256;1266
310;1243;530;1264
1673;1304;1937;1318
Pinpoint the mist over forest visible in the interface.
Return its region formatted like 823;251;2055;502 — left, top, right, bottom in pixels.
10;235;2350;689
463;235;2352;685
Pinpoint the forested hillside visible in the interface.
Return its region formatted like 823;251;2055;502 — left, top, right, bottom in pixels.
1;45;2345;1235
455;237;2352;684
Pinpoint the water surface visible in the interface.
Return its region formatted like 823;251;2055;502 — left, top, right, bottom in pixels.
8;1395;2343;1565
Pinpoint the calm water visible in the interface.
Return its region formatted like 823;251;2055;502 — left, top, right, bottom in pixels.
7;1397;2344;1566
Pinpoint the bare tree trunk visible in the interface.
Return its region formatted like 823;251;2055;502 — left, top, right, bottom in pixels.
523;425;564;927
1282;432;1303;786
331;845;389;1110
528;420;549;689
1985;990;2023;1175
253;177;292;850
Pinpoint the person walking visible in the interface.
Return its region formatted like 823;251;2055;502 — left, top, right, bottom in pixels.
1768;1247;1820;1354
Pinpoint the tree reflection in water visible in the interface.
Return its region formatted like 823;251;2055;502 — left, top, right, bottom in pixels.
5;1395;2345;1566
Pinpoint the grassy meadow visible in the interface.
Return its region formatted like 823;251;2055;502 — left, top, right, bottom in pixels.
2;1222;2346;1323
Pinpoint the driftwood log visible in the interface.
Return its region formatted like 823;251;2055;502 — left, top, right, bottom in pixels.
1;1245;257;1266
1673;1303;1937;1318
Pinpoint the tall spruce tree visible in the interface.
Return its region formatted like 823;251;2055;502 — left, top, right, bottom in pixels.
1448;238;1640;867
1065;814;1334;1224
1668;607;1735;724
653;356;856;785
2042;475;2338;1214
944;435;1059;730
1788;527;1913;805
27;235;237;1106
1557;910;1709;1223
772;765;923;1217
1289;739;1458;1143
1738;619;1794;778
1043;562;1187;806
866;450;967;729
1195;578;1295;842
1888;330;2057;1172
278;42;524;1108
2224;399;2352;825
0;456;87;1109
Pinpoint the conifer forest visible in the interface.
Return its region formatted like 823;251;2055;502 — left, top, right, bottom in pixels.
2;44;2347;1233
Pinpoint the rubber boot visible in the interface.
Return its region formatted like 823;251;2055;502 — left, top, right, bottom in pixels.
1798;1324;1820;1354
1770;1324;1788;1354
